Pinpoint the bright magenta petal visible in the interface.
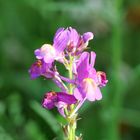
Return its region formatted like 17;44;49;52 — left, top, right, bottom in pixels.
57;92;77;104
90;51;96;67
77;52;89;81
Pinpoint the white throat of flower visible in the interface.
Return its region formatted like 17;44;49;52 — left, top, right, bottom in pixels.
41;44;56;57
82;78;97;94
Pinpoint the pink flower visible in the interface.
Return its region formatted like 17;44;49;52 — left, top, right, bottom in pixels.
42;91;77;117
34;28;69;64
74;52;108;101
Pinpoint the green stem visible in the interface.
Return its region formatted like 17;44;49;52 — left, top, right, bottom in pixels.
69;124;75;140
69;54;73;94
67;116;76;140
66;54;76;140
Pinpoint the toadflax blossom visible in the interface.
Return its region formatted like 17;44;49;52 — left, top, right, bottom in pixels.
66;27;94;55
34;27;93;64
34;28;69;64
74;51;108;101
29;59;53;79
42;91;77;117
29;60;69;92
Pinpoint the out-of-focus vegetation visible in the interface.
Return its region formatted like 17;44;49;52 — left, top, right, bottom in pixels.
0;0;140;140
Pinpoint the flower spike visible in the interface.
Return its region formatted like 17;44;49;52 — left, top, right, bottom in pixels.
29;27;108;140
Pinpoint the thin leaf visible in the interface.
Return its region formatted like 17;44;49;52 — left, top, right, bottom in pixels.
30;100;60;134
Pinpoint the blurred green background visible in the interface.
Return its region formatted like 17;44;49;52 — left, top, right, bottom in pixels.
0;0;140;140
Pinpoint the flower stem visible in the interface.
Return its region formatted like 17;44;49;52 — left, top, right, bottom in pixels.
68;54;73;94
66;54;76;140
67;115;76;140
53;76;68;92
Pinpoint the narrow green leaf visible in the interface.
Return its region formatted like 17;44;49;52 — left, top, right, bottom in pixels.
30;100;60;134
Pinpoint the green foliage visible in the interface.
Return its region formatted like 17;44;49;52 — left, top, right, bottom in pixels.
30;101;60;135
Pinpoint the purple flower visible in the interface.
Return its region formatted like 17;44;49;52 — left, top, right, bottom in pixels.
76;32;94;54
66;27;79;53
82;32;94;43
34;27;94;64
35;28;69;64
29;60;53;79
74;52;108;101
52;27;93;55
53;28;69;54
42;91;77;117
66;27;94;54
34;44;56;64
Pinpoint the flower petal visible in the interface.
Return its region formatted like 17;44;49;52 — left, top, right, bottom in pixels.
68;27;79;47
82;79;96;101
90;51;96;67
34;49;43;59
57;92;77;104
29;60;53;79
81;78;102;101
85;80;102;101
82;32;94;43
42;98;55;109
88;67;98;83
74;87;85;101
44;55;54;64
42;92;58;109
53;28;69;53
77;52;89;81
54;28;64;40
95;87;102;100
55;101;66;117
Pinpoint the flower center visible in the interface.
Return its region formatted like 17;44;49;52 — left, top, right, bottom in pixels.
41;44;56;57
36;60;42;67
82;78;97;93
44;91;58;102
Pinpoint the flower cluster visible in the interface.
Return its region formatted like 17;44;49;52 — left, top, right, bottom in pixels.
29;27;108;118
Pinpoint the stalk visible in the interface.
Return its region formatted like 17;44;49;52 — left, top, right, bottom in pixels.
69;54;73;94
66;54;76;140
